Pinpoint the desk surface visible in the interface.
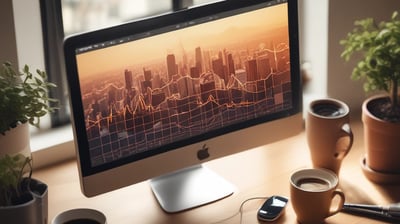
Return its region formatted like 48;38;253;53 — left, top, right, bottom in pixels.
34;118;400;223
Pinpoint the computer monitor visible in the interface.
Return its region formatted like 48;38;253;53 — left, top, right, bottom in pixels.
64;0;302;213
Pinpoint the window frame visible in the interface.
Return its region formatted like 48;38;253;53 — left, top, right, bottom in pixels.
40;0;69;127
39;0;196;128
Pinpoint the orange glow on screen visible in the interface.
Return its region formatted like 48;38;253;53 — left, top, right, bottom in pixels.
76;3;288;78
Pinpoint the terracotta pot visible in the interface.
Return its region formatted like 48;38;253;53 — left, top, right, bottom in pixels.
362;95;400;174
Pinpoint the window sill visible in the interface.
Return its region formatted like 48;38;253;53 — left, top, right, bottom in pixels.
30;124;76;170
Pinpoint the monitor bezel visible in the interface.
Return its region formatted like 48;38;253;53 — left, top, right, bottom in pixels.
64;0;302;197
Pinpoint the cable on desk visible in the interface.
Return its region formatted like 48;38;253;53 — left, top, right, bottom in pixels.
212;196;268;224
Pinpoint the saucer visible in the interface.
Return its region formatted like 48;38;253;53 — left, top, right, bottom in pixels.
361;156;400;184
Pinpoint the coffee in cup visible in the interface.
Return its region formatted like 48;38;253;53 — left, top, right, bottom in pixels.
295;177;330;191
290;168;345;224
52;208;106;224
306;98;353;175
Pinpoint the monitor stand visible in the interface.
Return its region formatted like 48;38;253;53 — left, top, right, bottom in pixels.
149;165;235;213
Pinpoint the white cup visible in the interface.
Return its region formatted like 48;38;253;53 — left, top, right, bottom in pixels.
52;208;106;224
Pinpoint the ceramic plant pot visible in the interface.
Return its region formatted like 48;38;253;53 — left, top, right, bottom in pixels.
0;178;48;224
0;124;49;223
0;122;31;156
361;95;400;184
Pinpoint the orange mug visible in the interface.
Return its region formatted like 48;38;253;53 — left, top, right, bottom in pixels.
290;168;345;224
306;98;353;175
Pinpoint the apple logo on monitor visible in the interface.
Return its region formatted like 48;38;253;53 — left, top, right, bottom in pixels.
197;144;210;160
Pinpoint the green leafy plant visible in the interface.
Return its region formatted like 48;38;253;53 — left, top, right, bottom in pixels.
340;11;400;121
0;153;32;206
0;62;57;206
0;62;58;135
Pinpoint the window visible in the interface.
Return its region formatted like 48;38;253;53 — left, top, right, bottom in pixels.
62;0;172;35
40;0;216;128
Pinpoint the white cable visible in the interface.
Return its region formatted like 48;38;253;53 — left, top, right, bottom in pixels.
212;196;269;224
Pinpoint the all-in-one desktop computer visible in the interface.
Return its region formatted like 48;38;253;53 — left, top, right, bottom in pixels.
64;0;302;213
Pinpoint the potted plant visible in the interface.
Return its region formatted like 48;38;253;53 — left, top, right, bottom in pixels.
341;11;400;183
0;61;57;223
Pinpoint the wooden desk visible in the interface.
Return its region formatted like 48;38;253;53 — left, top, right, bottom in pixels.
34;119;400;223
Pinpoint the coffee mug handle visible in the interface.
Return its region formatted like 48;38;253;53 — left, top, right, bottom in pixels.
328;189;345;217
335;123;353;159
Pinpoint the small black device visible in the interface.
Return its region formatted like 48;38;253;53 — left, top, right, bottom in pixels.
257;195;289;222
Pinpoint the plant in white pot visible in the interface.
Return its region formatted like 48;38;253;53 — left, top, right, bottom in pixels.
341;11;400;184
0;61;57;223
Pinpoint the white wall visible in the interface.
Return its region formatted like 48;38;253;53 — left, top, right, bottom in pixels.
11;0;50;130
0;0;44;70
0;0;19;67
299;0;329;105
327;0;400;113
12;0;45;71
299;0;399;114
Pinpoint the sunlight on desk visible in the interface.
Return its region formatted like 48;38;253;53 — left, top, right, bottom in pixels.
33;119;400;223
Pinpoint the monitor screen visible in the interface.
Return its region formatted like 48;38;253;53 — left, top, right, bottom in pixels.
64;0;302;213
